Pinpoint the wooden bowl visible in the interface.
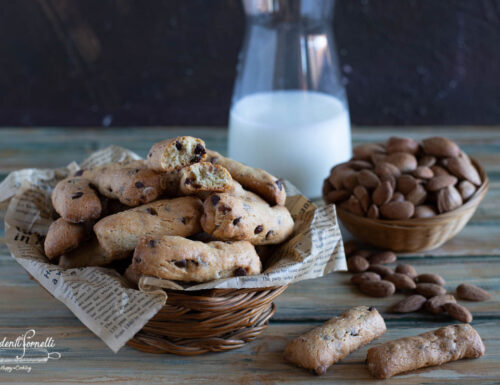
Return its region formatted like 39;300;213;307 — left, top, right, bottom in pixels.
337;158;489;252
127;286;287;355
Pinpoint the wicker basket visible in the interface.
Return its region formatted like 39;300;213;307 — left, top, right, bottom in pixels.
127;285;288;355
337;158;489;252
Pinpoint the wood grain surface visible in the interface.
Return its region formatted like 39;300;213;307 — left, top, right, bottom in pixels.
0;127;499;384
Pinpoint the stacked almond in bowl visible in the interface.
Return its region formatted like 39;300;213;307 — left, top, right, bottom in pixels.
323;136;489;252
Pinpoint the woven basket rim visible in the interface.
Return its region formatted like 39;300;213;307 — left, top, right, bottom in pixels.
337;157;488;228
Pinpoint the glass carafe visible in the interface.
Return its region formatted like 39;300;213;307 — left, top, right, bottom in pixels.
228;0;351;198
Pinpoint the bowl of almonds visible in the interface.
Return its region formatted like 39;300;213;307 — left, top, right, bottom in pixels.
323;136;489;252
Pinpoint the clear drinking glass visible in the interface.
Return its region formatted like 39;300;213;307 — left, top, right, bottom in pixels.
228;0;351;198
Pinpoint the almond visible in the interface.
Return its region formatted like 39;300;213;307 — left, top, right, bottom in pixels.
413;205;437;218
370;251;397;265
372;181;393;206
353;143;386;161
369;264;394;277
357;169;381;189
386;137;420;154
416;283;446;298
353;185;371;212
385;152;418;172
386;273;417;290
446;156;482;186
380;201;415;220
325;189;350;204
458;180;477;201
346;195;364;216
374;162;401;179
395;264;418;279
370;153;387;165
430;165;451;177
456;283;491;301
396;175;418;194
322;178;333;196
347;255;369;273
390;294;427;313
426;294;457;314
350;272;381;285
343;240;358;256
422;137;461;158
416;273;446;286
426;175;458;191
444;302;473;323
348;160;373;170
367;204;379;219
352;249;372;259
413;166;434;179
360;280;396;297
343;172;359;191
418;155;437;167
406;184;427;206
329;165;355;190
390;192;405;202
437;186;463;213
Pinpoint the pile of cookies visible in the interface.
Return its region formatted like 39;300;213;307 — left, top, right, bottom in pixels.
323;136;483;219
43;136;294;284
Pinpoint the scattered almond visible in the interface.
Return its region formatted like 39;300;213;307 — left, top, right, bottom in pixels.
360;280;396;297
456;283;491;301
352;249;372;259
444;302;473;323
368;264;394;277
350;272;381;285
395;264;418;279
390;295;427;313
347;255;369;273
416;273;446;286
426;294;457;314
370;251;397;265
385;273;417;290
416;283;446;298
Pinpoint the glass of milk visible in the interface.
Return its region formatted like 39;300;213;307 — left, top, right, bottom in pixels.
229;0;351;199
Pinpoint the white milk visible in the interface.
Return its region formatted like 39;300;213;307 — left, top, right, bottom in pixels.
228;91;351;198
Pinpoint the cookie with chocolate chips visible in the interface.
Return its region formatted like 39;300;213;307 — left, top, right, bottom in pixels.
146;136;207;172
127;235;262;282
51;176;102;223
93;197;203;257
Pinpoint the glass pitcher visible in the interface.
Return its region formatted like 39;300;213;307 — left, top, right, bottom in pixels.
228;0;351;199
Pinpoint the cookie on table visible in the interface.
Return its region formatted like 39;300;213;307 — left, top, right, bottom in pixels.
207;150;286;206
366;324;485;379
44;218;87;260
284;306;386;375
82;160;167;207
51;176;102;223
129;235;262;282
93;196;203;257
147;136;207;172
201;190;294;245
179;162;233;195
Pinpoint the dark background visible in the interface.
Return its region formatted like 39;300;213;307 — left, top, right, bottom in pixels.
0;0;499;127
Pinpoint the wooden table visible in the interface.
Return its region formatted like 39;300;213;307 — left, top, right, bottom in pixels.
0;127;499;384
